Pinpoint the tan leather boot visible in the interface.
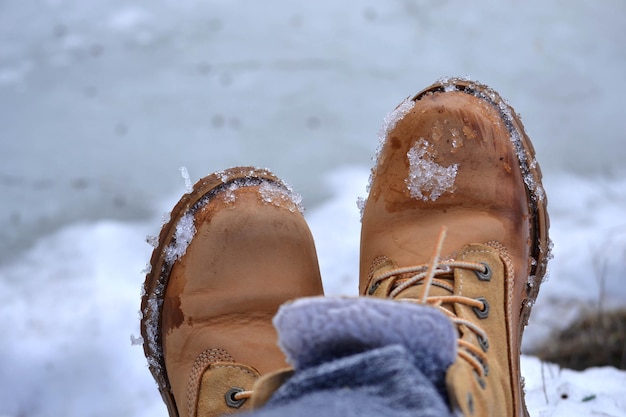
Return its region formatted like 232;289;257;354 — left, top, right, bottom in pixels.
360;79;550;416
140;167;324;417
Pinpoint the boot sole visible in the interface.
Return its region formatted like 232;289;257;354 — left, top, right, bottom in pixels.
412;78;551;417
139;166;286;417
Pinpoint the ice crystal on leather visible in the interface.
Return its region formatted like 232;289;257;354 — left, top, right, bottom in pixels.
164;212;196;264
179;166;193;194
375;98;415;162
406;139;458;201
367;98;416;202
259;180;303;213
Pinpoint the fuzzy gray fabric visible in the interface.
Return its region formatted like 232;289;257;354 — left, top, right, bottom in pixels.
254;344;454;417
273;296;457;381
239;297;458;417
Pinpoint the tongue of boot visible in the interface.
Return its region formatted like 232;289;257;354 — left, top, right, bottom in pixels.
368;256;458;316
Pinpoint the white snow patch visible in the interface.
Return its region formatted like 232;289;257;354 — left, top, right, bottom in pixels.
215;170;229;183
130;334;143;346
219;182;237;203
437;76;471;92
356;196;367;220
259;180;304;213
164;212;195;265
144;289;165;376
0;221;163;417
371;97;415;194
145;234;158;248
376;98;415;146
307;167;368;296
523;173;626;352
405;139;458;201
215;172;304;213
522;355;626;416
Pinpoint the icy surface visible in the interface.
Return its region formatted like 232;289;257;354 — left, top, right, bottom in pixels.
3;0;626;266
2;0;626;268
405;139;458;201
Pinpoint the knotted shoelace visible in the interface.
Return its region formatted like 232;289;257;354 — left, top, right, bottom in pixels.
369;227;490;378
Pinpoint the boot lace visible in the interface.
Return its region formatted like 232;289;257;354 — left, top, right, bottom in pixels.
369;227;490;378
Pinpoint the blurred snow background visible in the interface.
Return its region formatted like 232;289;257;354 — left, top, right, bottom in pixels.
1;0;625;416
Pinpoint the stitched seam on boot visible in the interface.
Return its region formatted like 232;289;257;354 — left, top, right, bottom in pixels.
187;348;234;417
485;241;515;340
211;364;258;377
459;247;498;364
486;241;518;415
458;248;494;297
463;244;517;415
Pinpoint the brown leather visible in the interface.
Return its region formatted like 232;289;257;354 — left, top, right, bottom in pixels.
359;80;550;417
194;361;259;417
141;167;324;417
443;244;515;417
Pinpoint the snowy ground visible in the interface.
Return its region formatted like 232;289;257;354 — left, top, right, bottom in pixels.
1;168;626;417
1;0;626;416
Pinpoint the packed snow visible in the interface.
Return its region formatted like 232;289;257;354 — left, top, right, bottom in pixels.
1;0;626;416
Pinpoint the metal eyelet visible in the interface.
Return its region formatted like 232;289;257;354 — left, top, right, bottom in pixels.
472;297;489;319
225;387;247;408
368;281;381;295
478;334;489;352
474;262;492;281
467;392;475;415
473;369;487;390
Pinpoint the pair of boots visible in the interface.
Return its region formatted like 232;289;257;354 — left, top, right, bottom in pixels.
140;78;550;417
